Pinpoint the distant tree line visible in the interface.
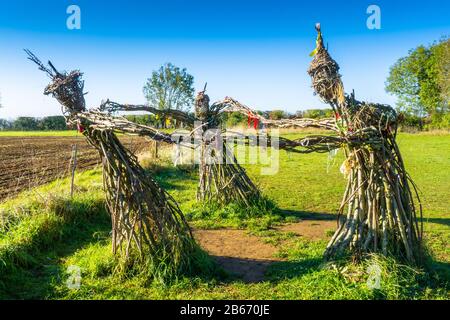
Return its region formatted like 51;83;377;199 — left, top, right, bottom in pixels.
123;114;195;129
0;116;68;131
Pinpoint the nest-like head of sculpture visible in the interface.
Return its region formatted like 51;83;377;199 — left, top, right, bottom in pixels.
195;90;210;122
307;26;398;134
25;49;86;115
307;24;345;106
44;70;86;114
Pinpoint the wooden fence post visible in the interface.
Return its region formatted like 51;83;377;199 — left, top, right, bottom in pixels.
69;144;78;197
153;140;159;159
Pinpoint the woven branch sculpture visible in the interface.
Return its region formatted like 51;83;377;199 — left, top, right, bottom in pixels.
26;51;196;273
193;90;261;205
215;97;355;154
101;91;263;207
209;26;423;264
307;25;422;263
25;22;423;265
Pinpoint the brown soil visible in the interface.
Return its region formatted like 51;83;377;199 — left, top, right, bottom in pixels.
277;219;337;240
193;218;336;283
193;229;281;283
0;136;149;201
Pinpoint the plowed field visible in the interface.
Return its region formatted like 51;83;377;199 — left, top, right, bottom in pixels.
0;136;149;201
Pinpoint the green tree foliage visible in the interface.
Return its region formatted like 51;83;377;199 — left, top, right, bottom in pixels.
0;116;69;131
431;39;450;106
143;63;195;112
124;115;151;125
37;116;67;130
397;112;425;131
0;119;12;130
385;38;449;118
301;108;334;119
269;110;286;120
223;112;246;127
13;117;39;131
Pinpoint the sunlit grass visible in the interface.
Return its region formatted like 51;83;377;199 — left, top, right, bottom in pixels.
0;132;448;299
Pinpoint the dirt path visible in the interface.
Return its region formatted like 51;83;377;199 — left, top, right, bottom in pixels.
194;229;280;282
277;219;337;240
193;219;336;283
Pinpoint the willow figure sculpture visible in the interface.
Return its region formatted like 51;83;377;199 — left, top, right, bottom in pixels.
101;90;264;208
26;51;198;278
307;24;422;263
215;25;423;264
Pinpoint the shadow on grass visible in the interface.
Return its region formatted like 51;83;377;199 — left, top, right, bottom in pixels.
425;255;450;283
149;165;198;191
0;199;111;300
147;163;338;223
205;255;323;284
277;209;337;221
211;256;279;283
265;257;324;282
425;217;450;227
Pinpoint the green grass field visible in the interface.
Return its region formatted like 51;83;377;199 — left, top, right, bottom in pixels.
0;132;448;299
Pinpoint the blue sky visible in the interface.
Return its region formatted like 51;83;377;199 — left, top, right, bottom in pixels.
0;0;449;118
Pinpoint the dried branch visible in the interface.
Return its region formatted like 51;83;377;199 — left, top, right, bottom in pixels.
213;97;338;131
100;100;197;127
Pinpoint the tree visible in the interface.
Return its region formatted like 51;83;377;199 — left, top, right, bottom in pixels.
13;117;39;131
0;119;12;130
38;116;67;130
430;38;450;108
269;110;286;120
224;111;246;127
302;108;333;119
143;63;195;113
385;38;449;117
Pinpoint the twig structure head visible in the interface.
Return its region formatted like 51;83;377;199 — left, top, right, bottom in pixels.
25;50;86;114
195;90;210;122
